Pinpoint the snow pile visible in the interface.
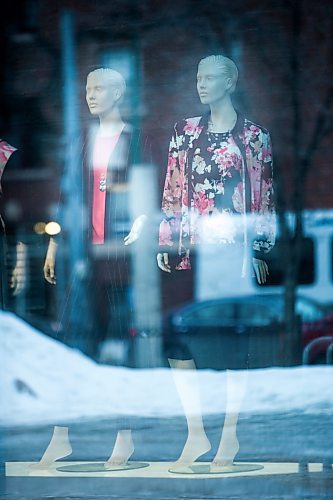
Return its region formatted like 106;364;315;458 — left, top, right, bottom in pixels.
1;311;333;426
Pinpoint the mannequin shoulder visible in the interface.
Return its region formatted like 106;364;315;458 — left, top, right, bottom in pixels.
173;116;202;134
243;118;271;138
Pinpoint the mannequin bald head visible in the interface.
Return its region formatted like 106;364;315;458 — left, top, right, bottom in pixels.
198;55;239;94
86;68;126;117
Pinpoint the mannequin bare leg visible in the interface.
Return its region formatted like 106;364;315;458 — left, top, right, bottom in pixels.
104;429;134;468
169;358;211;464
211;369;248;467
33;426;72;468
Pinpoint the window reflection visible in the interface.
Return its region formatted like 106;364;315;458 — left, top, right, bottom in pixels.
1;2;333;495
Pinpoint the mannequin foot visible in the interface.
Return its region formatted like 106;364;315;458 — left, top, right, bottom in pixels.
211;434;239;468
105;430;134;468
174;431;211;465
32;426;72;468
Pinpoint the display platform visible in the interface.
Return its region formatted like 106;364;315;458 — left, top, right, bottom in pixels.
5;461;330;479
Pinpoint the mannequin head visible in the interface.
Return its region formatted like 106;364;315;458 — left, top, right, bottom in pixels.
86;68;126;117
197;55;238;105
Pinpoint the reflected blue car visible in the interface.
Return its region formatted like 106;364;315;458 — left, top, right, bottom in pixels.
163;294;333;369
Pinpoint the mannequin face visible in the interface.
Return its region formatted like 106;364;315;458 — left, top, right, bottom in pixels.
86;72;122;116
197;59;232;105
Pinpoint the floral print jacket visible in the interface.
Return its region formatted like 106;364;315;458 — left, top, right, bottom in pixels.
159;114;276;270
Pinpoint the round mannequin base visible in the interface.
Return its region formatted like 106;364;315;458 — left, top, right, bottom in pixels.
56;462;149;473
168;462;264;475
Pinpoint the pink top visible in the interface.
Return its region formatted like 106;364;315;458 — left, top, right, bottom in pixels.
92;133;120;244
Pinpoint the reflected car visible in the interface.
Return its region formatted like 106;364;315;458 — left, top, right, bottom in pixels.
163;294;333;369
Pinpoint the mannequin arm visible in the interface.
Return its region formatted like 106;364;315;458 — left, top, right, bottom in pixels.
159;123;183;248
252;257;269;285
253;132;276;256
10;241;27;296
157;252;171;273
124;214;147;246
43;237;57;284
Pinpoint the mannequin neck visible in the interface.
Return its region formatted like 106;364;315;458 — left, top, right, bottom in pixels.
98;106;125;137
209;95;237;133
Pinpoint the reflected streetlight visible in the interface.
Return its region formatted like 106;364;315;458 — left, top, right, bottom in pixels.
45;221;61;236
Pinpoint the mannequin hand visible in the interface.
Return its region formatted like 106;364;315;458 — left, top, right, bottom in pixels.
157;252;171;273
10;264;27;296
43;238;57;284
124;214;147;246
44;255;56;284
252;257;269;284
10;242;27;296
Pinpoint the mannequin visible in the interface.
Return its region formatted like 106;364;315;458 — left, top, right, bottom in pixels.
157;55;275;280
41;68;151;470
157;55;275;471
44;68;148;284
0;139;27;305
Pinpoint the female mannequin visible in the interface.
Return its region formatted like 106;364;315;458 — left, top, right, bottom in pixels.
157;55;275;471
0;139;27;306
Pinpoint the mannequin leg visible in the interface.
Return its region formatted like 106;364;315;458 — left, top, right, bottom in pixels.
212;369;248;467
34;426;72;467
105;429;134;467
169;358;211;464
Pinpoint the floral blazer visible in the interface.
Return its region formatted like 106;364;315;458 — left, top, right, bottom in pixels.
159;114;276;270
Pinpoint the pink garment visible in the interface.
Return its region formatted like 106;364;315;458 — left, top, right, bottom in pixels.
92;134;120;244
0;139;17;193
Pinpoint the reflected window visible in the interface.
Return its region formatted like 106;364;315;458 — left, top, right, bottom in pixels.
174;302;236;328
237;302;280;326
172;298;282;330
295;296;326;322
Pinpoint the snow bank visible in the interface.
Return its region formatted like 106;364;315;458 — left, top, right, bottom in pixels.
1;311;332;426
